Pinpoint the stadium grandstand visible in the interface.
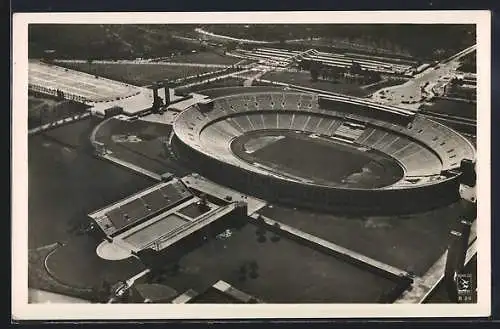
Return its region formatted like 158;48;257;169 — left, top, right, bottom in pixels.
171;87;475;214
89;178;247;257
28;60;186;118
29;60;141;103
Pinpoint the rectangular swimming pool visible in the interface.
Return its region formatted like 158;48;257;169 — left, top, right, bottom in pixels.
122;214;189;249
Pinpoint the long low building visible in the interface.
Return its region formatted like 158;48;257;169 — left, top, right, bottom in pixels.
231;47;415;74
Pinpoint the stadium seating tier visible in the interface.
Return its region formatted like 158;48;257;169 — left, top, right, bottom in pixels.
173;91;476;190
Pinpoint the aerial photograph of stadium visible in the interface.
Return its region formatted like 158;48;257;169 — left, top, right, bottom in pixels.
25;22;479;305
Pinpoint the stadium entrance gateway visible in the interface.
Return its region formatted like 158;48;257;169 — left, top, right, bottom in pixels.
88;178;247;260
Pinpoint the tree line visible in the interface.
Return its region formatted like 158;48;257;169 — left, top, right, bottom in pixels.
204;24;476;61
28;24;208;60
298;59;382;84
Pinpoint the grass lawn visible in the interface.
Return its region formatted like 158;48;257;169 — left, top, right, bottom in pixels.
363;78;409;94
154;222;397;303
259;200;469;276
28;243;96;301
95;118;190;176
187;77;245;93
28;95;90;129
168;51;241;65
44;236;146;290
29;119;155;249
420;99;476;120
61;62;223;86
262;71;371;97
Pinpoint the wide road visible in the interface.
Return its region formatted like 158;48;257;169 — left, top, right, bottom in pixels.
369;45;476;110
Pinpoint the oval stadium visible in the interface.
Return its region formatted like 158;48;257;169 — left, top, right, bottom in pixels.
172;87;475;214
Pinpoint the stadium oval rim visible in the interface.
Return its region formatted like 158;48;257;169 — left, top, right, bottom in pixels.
170;88;476;213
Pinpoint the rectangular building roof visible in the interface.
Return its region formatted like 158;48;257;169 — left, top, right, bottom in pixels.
89;179;193;237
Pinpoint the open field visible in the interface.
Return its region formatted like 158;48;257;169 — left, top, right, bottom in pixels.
183;77;245;94
167;51;241;65
29;243;95;301
28;95;90;129
59;62;224;86
420;99;476;120
363;78;409;94
258;201;470;277
29;119;155;249
44;236;146;289
95;118;191;176
232;131;403;188
154;222;399;303
262;71;371;97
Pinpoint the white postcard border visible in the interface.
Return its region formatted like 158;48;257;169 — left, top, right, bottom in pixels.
12;10;491;320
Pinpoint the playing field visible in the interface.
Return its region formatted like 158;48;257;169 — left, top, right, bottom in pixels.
94;118;190;176
261;71;371;97
168;51;241;65
232;131;403;188
60;62;224;86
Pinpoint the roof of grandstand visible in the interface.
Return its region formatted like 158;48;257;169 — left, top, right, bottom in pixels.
89;179;193;237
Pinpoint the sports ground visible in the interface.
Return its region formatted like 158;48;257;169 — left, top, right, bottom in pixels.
232;130;403;188
58;62;230;87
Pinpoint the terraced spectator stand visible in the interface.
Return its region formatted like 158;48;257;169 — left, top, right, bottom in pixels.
89;178;249;262
29;61;141;103
171;88;475;214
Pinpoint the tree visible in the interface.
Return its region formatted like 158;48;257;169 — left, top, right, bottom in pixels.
309;61;321;82
225;41;237;52
87;58;94;73
248;261;259;279
56;89;65;100
39;104;49;125
369;71;382;83
255;225;266;236
350;61;363;75
271;222;281;243
248;261;258;271
91;280;112;303
299;59;311;71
